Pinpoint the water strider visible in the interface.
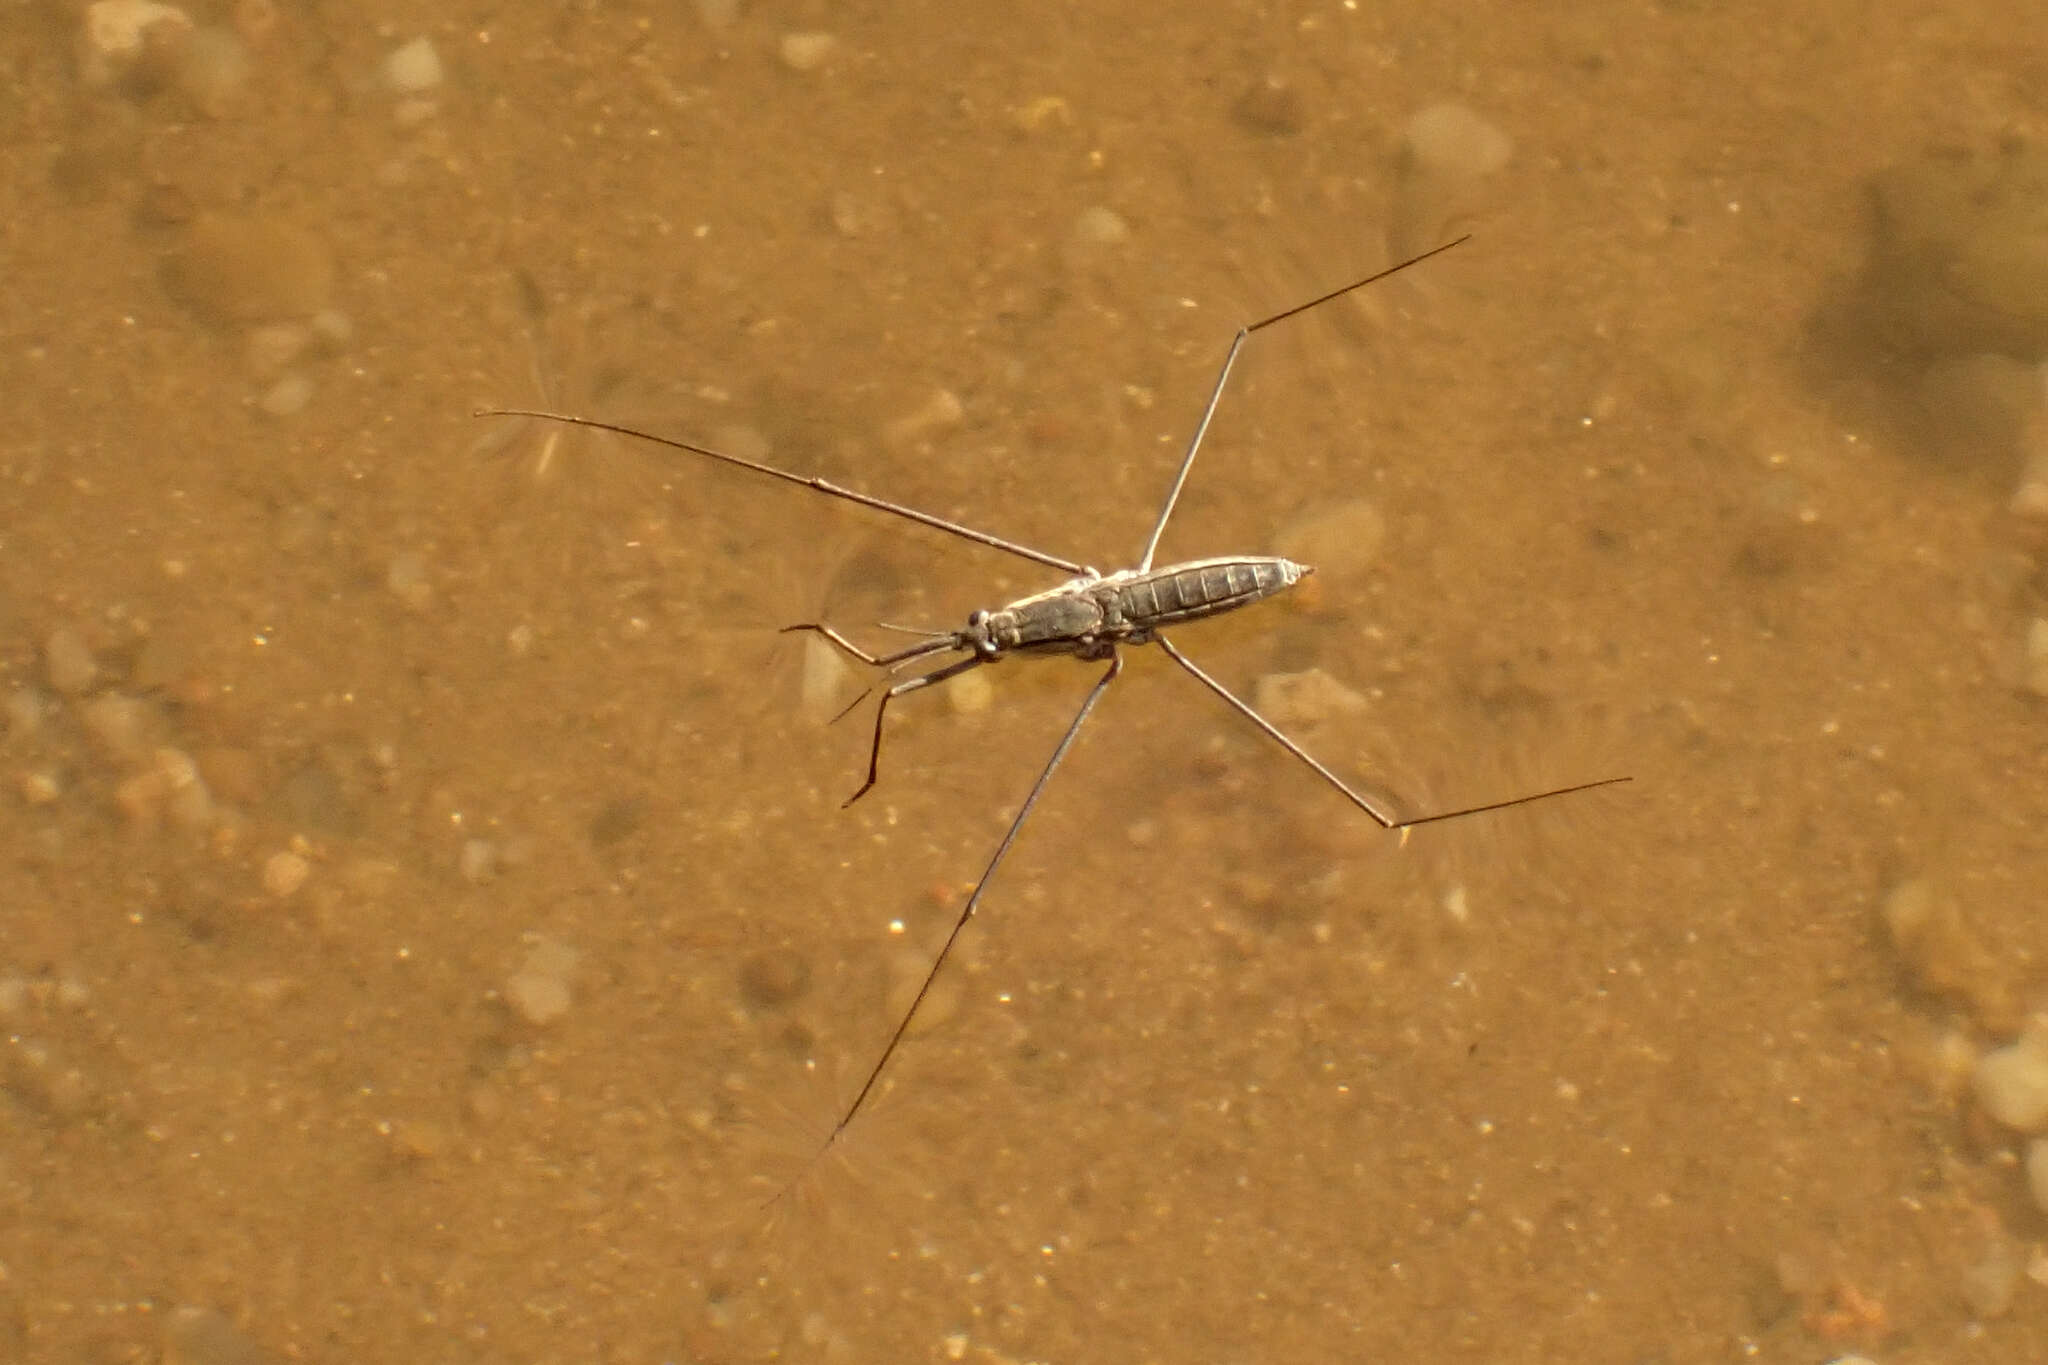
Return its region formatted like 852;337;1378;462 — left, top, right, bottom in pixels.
480;236;1629;1172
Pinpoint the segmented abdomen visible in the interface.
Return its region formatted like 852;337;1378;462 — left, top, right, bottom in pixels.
1111;556;1305;629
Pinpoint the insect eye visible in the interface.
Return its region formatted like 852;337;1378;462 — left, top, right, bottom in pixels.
967;609;989;629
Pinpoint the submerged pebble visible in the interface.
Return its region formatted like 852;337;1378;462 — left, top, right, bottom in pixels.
506;938;580;1027
381;36;442;95
262;849;309;899
256;372;313;417
457;838;498;884
1071;205;1128;246
386;551;432;610
78;0;194;90
244;321;312;378
309;307;354;351
1974;1022;2048;1132
1403;102;1514;180
1391;103;1513;256
779;32;836;72
1882;876;2014;1032
163;1303;271;1365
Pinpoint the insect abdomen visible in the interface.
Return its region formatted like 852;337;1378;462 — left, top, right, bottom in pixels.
1113;556;1308;629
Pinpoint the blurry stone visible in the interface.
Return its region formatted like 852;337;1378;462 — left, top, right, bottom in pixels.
164;1304;272;1365
79;0;194;91
506;938;579;1025
1974;1021;2048;1132
261;849;309;898
1391;103;1514;256
244;322;311;378
1404;103;1514;179
257;372;314;417
1882;876;2015;1033
779;32;835;72
381;36;442;95
457;838;498;884
386;550;432;610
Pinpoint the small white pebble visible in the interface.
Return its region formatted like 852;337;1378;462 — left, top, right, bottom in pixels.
382;36;442;95
457;838;498;884
506;938;581;1024
506;971;570;1025
263;849;310;898
258;372;314;417
1442;883;1471;924
245;321;312;378
1071;205;1128;246
1402;102;1514;178
779;31;836;71
155;747;214;830
1974;1025;2048;1132
79;0;194;88
309;308;354;351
